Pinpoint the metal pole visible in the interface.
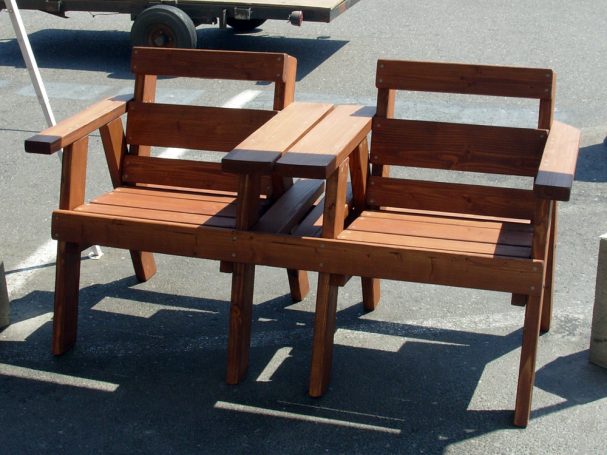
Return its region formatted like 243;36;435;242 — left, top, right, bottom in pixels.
4;2;103;259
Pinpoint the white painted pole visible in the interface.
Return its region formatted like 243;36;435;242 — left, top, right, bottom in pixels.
5;2;103;259
5;0;55;127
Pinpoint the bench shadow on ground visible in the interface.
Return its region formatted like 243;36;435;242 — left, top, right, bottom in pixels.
575;141;607;183
0;28;348;81
2;276;607;452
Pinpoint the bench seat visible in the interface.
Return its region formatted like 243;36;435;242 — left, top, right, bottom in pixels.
339;209;533;259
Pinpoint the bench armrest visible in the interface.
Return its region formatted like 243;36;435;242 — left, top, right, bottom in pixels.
534;120;581;201
274;105;374;179
25;94;132;155
222;102;334;174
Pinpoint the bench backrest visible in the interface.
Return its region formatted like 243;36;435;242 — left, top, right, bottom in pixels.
369;60;556;220
120;47;297;193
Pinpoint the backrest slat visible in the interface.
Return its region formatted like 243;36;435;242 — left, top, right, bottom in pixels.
367;176;536;220
376;60;554;99
131;47;293;82
370;118;547;177
122;156;273;194
126;102;276;152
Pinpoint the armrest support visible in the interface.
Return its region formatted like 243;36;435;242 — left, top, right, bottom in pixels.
222;102;333;174
274;105;374;179
25;94;132;155
534;120;581;201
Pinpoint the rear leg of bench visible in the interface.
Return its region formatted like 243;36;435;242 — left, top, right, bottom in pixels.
287;269;310;302
130;251;157;282
52;241;82;355
540;203;557;333
226;263;256;384
514;293;544;427
309;272;339;397
361;277;380;311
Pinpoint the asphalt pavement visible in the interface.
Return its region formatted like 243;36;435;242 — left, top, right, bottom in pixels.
1;1;607;453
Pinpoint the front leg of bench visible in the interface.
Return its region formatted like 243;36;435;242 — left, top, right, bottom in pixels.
226;174;262;384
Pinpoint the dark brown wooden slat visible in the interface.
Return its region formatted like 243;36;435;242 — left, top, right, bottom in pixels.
222;102;334;174
122;155;242;192
114;186;237;203
366;176;536;220
275;105;374;179
534;120;581;201
371;118;547;176
51;210;543;295
25;95;131;155
338;229;531;258
126;102;276;151
348;215;533;247
131;47;291;82
376;60;554;99
254;179;324;234
91;189;237;217
77;203;235;228
360;210;533;232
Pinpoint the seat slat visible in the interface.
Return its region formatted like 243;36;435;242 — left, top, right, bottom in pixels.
76;203;235;228
126;102;276;152
376;60;554;99
367;176;536;220
91;190;237;217
349;214;533;247
359;210;533;231
371;118;546;176
338;229;531;258
114;186;238;203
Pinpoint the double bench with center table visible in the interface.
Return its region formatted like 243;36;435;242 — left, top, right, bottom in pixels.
26;50;580;428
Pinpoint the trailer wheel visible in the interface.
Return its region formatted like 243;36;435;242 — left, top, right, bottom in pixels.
226;18;266;32
131;5;197;49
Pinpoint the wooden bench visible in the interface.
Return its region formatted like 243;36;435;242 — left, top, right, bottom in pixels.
24;47;330;381
239;61;579;428
304;60;581;427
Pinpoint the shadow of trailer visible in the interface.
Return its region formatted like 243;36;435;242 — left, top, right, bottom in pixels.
0;0;364;48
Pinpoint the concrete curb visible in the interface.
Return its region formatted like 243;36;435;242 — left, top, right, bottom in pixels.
590;234;607;368
0;260;9;328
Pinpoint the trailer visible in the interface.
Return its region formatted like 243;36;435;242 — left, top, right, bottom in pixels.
0;0;363;48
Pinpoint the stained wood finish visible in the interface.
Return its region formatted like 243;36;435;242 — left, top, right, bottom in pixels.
371;118;547;177
376;60;554;99
132;47;292;82
52;241;81;355
122;156;241;192
59;137;88;211
222;102;334;174
534;121;581;201
99;117;128;188
25;95;130;155
275;105;373;179
126;102;276;151
367;176;536;220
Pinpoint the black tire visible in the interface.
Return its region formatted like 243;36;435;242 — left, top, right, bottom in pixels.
131;5;197;49
226;18;266;32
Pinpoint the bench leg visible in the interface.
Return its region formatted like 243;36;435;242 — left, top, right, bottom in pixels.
52;241;82;355
541;203;557;333
514;293;544;427
130;251;157;282
309;273;339;397
226;263;255;384
361;277;380;311
287;269;310;302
